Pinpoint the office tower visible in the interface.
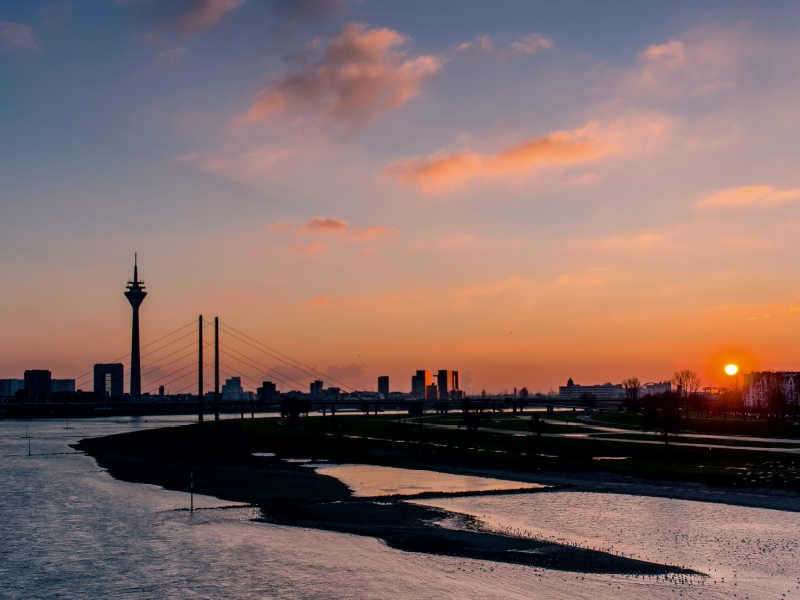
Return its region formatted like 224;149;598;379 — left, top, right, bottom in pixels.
411;370;430;400
94;364;124;399
222;377;244;401
0;379;24;399
258;381;278;402
24;370;51;403
310;380;324;399
124;255;147;401
425;383;438;401
437;370;452;400
378;376;389;396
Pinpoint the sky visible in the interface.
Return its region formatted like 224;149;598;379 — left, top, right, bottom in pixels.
3;0;800;394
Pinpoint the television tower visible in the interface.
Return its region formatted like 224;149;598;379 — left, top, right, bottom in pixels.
125;254;147;400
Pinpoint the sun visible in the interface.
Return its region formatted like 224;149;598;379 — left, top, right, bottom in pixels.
724;364;739;376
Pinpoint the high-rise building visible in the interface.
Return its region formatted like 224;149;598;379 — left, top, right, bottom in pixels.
24;370;51;403
124;255;147;401
94;364;124;399
310;380;324;399
258;381;279;402
425;383;438;400
0;379;24;399
436;370;461;400
411;370;431;399
378;376;389;397
222;377;244;401
437;370;451;400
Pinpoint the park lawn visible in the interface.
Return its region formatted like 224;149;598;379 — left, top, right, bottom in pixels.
589;411;800;438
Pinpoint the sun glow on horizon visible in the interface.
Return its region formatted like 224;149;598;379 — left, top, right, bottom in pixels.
724;364;739;376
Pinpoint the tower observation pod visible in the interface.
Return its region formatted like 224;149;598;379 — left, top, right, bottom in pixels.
124;254;147;401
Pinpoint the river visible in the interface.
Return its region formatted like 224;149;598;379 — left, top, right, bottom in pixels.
1;417;798;599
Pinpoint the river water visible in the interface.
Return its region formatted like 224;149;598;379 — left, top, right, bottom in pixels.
1;417;799;599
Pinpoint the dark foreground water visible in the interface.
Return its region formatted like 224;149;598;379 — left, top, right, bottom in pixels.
1;417;799;599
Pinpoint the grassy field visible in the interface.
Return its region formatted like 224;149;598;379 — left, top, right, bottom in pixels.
589;411;800;437
106;414;800;491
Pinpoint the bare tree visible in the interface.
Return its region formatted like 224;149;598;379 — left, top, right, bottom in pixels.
672;369;701;416
622;377;641;411
672;369;702;397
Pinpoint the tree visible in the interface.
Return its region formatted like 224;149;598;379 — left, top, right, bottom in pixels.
519;387;529;399
461;398;490;432
766;380;788;417
642;391;682;446
672;369;701;417
622;377;642;412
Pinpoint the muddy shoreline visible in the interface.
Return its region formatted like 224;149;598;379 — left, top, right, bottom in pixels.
74;432;701;575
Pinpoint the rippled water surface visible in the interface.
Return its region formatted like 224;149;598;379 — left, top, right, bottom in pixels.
314;464;543;496
2;417;799;599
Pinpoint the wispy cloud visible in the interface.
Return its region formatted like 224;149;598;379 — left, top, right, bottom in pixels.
120;0;245;33
236;22;442;129
180;147;293;180
697;186;800;209
386;123;614;193
348;225;397;240
0;21;39;51
295;217;397;241
457;32;552;57
300;216;349;233
291;242;327;254
507;32;553;56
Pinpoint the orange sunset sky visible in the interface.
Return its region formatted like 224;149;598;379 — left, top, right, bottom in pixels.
2;1;800;393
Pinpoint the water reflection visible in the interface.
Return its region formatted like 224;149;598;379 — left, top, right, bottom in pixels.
1;417;797;599
314;464;544;497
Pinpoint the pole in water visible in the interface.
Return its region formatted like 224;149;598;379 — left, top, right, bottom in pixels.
28;435;31;456
190;472;194;512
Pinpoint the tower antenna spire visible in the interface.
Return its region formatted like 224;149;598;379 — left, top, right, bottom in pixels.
125;255;147;401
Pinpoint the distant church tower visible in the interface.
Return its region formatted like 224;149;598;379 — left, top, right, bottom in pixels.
124;254;147;400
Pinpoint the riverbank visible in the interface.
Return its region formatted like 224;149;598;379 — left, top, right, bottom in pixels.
73;417;717;575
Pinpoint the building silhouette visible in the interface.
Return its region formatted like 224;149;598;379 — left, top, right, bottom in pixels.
310;380;324;399
258;381;279;402
221;377;244;400
411;370;431;399
425;382;439;400
124;255;147;401
24;370;51;403
378;375;389;397
51;379;75;393
0;379;24;400
558;378;625;402
94;363;124;399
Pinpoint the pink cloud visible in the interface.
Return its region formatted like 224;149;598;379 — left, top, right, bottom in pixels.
291;242;327;254
386;123;614;193
0;21;39;51
268;220;294;232
180;147;293;180
507;32;553;56
457;32;552;57
641;39;686;68
236;22;442;128
300;216;349;233
308;295;336;304
347;225;397;240
177;0;245;31
697;186;800;209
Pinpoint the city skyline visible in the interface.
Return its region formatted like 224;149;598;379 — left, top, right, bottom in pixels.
3;1;800;392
